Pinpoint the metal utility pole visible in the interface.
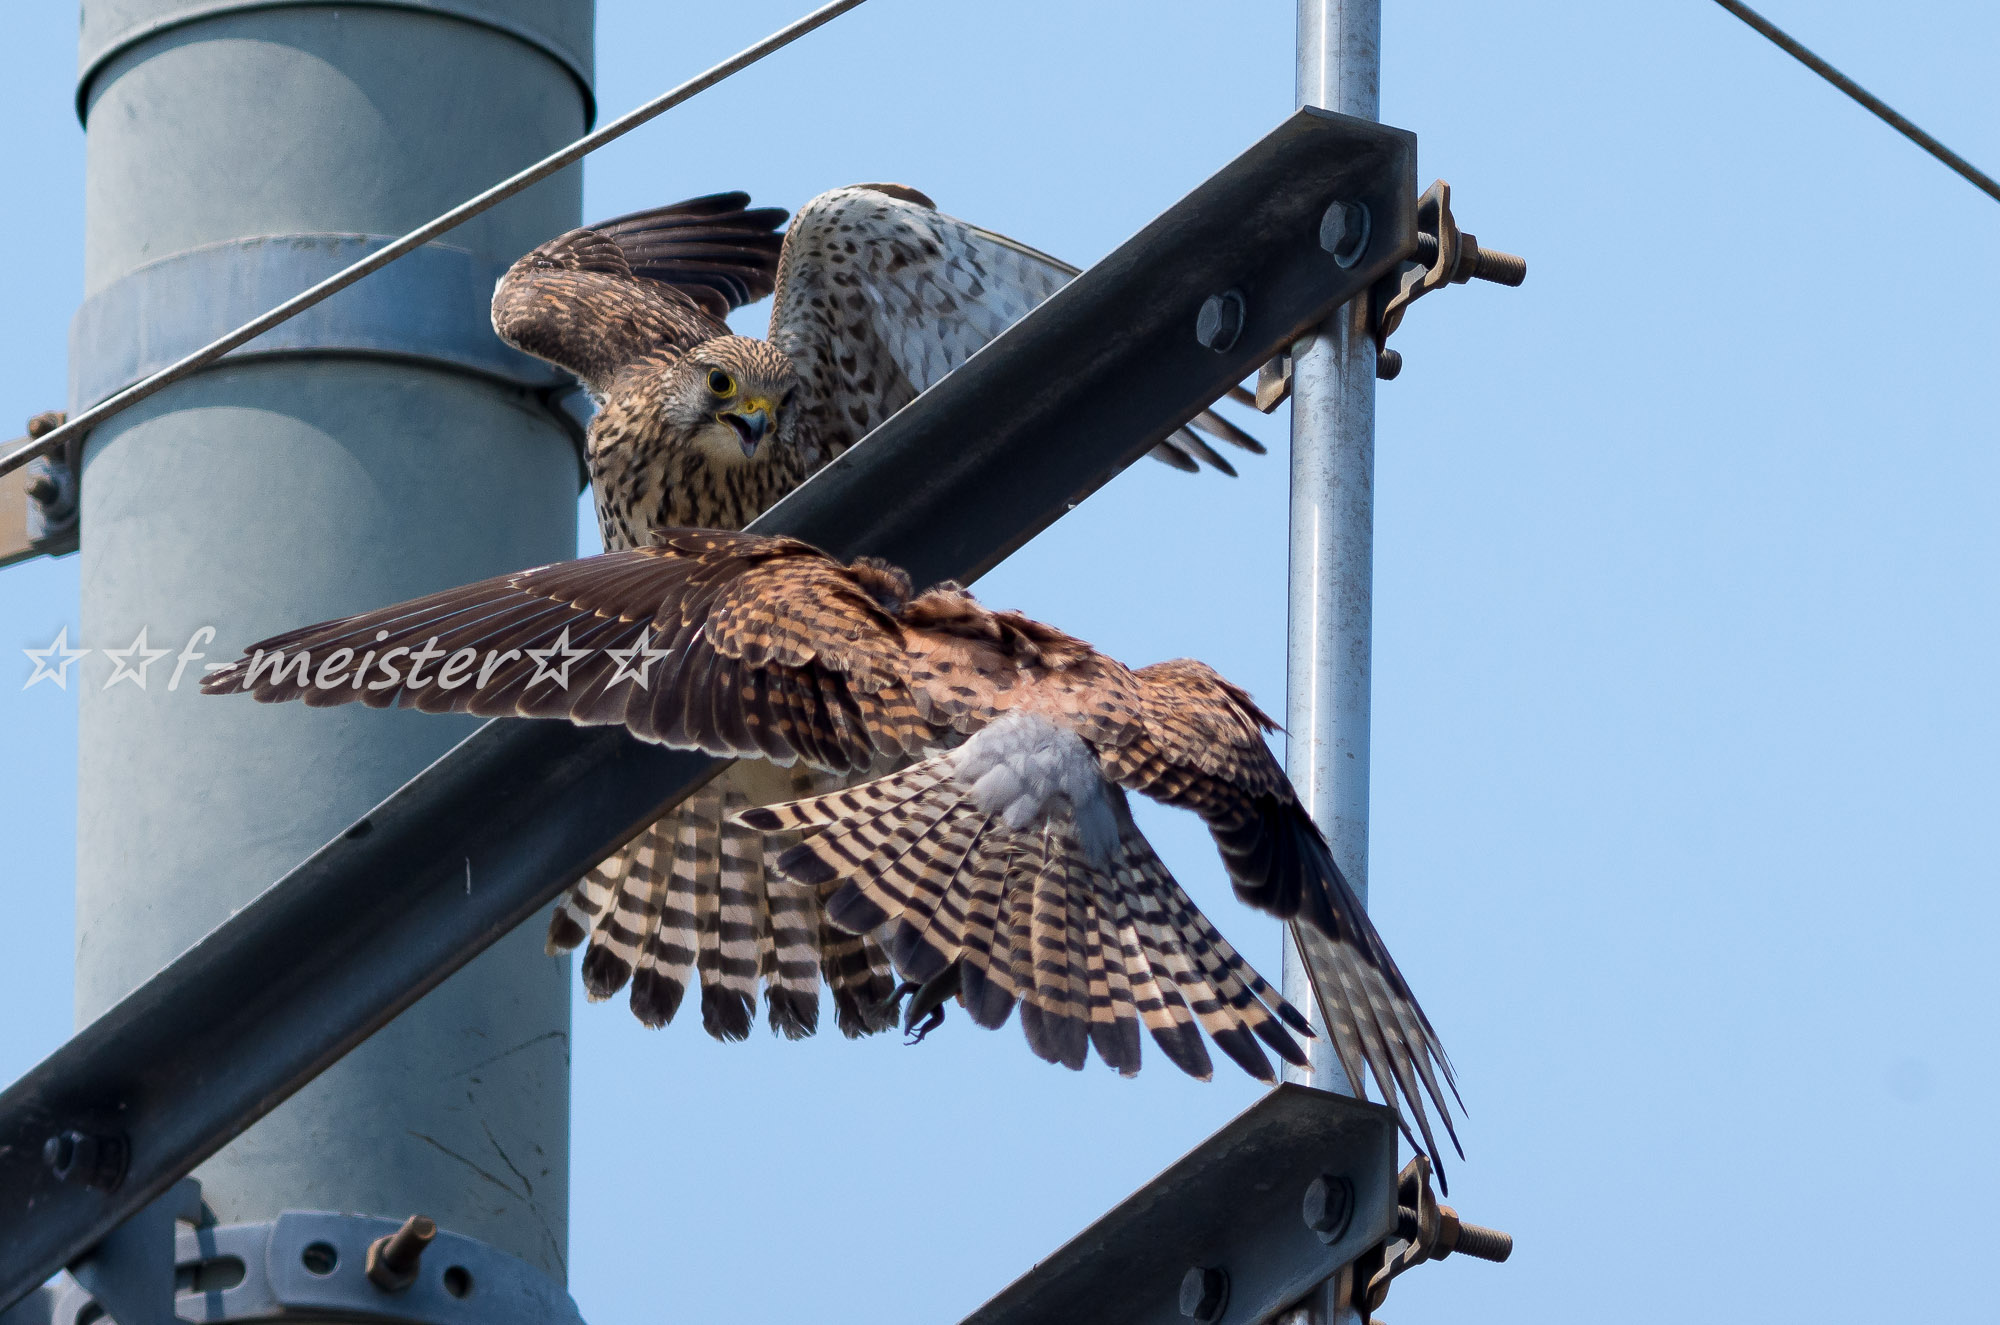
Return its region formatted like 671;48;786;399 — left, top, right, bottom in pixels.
70;0;589;1312
1285;0;1380;1095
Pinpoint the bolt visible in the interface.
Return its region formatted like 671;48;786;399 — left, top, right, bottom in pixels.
42;1129;128;1192
1411;232;1526;287
366;1214;438;1291
25;411;64;439
1301;1173;1354;1243
1318;200;1371;268
1179;1265;1229;1322
26;476;59;505
1194;291;1245;353
1374;348;1403;381
1437;1206;1513;1263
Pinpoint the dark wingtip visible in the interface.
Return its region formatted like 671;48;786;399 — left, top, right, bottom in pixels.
958;964;1018;1029
824;882;889;936
1151;1021;1214;1081
1090;1019;1144;1076
737;807;785;831
1210;1025;1277;1083
545;910;587;955
701;985;754;1041
776;842;840;890
765;988;819;1040
628;969;687;1028
580;944;633;999
889;921;951;984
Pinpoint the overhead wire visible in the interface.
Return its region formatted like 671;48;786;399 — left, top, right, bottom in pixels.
0;0;868;482
1712;0;2000;206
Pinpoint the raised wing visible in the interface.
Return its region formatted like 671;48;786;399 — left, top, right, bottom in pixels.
492;192;784;395
767;184;1264;473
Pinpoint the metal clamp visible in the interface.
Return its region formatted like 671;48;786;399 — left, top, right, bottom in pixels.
1370;179;1527;380
1250;177;1527;408
1352;1155;1514;1324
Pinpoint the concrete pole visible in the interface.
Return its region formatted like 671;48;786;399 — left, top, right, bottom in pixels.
72;0;590;1293
1283;0;1380;1095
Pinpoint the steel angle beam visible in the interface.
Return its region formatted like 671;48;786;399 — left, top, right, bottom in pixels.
960;1085;1400;1325
0;105;1416;1308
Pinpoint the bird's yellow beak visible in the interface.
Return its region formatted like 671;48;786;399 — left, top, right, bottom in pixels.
717;398;776;458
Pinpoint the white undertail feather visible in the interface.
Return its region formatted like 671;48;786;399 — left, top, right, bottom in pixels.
733;718;1312;1080
949;711;1120;867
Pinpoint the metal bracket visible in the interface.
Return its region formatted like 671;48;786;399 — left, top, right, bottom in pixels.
171;1211;585;1324
10;1204;583;1325
958;1085;1399;1325
0;413;78;570
1351;1154;1514;1324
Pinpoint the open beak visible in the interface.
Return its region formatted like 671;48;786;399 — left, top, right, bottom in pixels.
718;400;774;458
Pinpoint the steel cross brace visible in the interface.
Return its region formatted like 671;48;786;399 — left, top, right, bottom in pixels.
958;1085;1399;1325
0;105;1417;1310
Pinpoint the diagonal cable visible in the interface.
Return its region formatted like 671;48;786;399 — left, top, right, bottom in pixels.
1712;0;2000;205
0;0;867;482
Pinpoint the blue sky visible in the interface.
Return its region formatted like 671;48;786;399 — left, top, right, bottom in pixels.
4;2;1998;1321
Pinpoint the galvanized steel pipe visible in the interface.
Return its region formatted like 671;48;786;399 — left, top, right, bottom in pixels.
1284;0;1380;1096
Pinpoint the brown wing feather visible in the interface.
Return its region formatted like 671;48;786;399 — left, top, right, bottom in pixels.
492;193;784;394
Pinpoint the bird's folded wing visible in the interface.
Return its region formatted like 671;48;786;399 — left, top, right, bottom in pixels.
766;184;1263;474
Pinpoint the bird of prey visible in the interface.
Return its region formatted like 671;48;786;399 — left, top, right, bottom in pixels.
203;531;1459;1174
489;188;1267;1043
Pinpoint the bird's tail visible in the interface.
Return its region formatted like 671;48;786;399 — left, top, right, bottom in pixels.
544;764;899;1040
737;756;1312;1081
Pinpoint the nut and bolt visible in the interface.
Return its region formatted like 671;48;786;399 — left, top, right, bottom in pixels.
1436;1205;1513;1263
25;475;59;505
1194;290;1246;353
1179;1264;1230;1322
1301;1173;1354;1243
365;1214;438;1291
1411;232;1526;287
42;1129;128;1192
1318;201;1371;268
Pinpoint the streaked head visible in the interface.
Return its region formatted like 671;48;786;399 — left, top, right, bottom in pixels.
669;337;800;466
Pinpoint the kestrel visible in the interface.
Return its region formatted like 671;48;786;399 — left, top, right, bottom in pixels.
204;532;1458;1173
490;189;1267;1042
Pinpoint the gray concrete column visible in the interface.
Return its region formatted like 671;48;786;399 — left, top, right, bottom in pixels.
73;0;591;1284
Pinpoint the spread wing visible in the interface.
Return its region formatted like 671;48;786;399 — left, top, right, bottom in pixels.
202;532;954;770
767;184;1265;474
1113;658;1462;1183
492;192;785;395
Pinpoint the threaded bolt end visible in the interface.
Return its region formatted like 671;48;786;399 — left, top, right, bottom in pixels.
1449;1220;1513;1263
1471;247;1527;287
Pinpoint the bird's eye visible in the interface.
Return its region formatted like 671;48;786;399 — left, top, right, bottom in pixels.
707;369;736;397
